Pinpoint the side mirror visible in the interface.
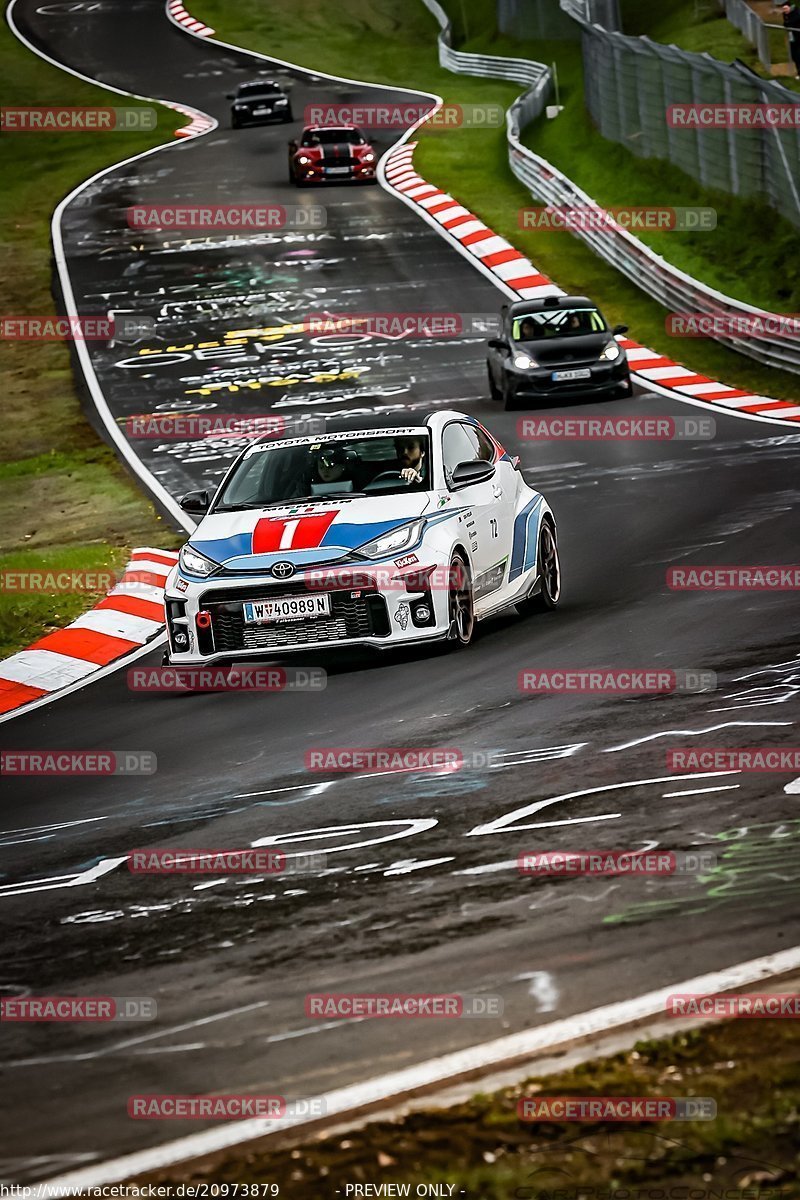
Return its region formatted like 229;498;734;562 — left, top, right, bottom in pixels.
612;324;628;335
288;139;298;150
180;490;210;515
487;337;508;351
450;460;496;489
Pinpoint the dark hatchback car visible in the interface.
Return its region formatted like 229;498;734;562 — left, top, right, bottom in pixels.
229;80;293;128
486;296;631;409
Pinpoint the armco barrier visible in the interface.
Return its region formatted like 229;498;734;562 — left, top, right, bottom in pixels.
421;0;800;376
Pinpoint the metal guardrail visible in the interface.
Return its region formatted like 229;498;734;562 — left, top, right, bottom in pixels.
420;0;549;86
415;0;800;374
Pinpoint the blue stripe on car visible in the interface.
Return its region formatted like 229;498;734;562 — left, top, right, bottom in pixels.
509;497;543;581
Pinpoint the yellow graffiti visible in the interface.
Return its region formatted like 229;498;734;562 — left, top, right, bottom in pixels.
185;368;365;396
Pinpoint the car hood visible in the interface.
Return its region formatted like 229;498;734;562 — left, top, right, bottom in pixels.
188;493;434;572
517;332;613;366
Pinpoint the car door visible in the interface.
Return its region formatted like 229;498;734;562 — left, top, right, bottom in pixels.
441;421;510;606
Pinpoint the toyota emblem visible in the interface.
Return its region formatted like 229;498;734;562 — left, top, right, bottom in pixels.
271;561;295;579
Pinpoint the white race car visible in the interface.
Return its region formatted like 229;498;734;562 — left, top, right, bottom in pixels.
164;411;560;663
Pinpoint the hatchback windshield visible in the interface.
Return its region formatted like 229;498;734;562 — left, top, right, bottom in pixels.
512;307;607;341
215;434;432;510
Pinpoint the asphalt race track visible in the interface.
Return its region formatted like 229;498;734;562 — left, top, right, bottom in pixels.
1;0;799;1182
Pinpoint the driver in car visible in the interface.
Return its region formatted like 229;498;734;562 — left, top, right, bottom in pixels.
395;436;427;485
309;446;357;495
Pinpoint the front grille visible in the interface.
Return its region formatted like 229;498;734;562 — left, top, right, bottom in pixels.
199;583;390;652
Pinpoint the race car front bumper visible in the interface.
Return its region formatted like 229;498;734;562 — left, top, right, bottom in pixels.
504;357;631;401
295;163;376;184
164;563;449;663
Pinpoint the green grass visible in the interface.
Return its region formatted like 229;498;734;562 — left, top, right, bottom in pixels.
136;1016;800;1193
190;0;798;401
0;21;183;657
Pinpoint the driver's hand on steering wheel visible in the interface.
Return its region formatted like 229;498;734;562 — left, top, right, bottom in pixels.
400;467;422;483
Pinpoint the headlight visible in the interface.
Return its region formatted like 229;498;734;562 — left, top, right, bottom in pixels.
297;155;311;165
599;340;622;361
179;545;220;578
234;103;246;108
514;353;538;369
356;520;425;560
275;98;288;105
361;152;375;163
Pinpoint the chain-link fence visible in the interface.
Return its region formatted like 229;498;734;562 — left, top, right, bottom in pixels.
718;0;790;71
580;25;800;226
497;0;580;40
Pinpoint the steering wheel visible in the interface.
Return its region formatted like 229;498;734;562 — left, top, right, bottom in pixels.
368;470;407;485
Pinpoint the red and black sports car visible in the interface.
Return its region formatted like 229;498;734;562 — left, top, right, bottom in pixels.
288;125;377;185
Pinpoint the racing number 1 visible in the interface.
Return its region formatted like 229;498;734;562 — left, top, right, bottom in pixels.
252;510;339;553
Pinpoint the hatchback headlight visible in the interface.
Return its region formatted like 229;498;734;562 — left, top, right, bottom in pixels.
297;155;311;165
599;340;622;361
275;98;288;105
357;520;425;560
514;353;538;369
362;152;375;163
178;545;220;578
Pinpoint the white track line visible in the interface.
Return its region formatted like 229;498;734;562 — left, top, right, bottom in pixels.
42;944;800;1188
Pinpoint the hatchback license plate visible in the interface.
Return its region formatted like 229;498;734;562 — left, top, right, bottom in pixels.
243;595;332;624
552;368;592;382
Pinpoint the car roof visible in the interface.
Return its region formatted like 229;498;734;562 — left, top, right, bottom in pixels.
507;295;597;317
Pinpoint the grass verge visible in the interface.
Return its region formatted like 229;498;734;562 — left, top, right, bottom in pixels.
137;1016;800;1193
0;21;183;658
189;0;798;401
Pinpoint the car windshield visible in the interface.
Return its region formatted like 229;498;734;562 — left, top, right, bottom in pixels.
303;128;365;145
215;433;432;509
512;307;607;341
238;82;281;95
